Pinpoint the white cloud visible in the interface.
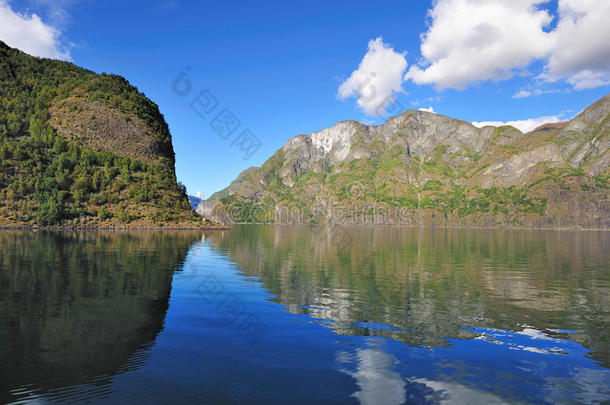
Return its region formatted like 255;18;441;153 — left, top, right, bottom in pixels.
512;87;569;98
0;0;71;60
22;0;75;26
406;0;610;92
513;89;533;99
565;71;610;90
405;0;553;90
338;37;408;116
418;106;435;113
472;115;562;133
338;1;609;114
544;0;610;89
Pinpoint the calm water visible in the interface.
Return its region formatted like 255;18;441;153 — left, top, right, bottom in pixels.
1;226;609;404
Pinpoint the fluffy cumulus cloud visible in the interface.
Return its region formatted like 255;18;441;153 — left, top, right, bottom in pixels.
0;0;71;60
405;0;610;93
338;37;408;116
339;1;609;115
543;0;610;89
418;106;435;113
472;115;562;133
405;0;553;90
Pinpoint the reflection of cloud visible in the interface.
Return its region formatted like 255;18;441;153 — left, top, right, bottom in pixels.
568;367;610;404
517;327;554;340
471;326;578;356
413;378;509;404
335;328;610;404
534;365;610;403
338;338;406;405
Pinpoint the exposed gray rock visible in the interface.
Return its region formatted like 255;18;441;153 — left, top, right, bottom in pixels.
198;94;610;228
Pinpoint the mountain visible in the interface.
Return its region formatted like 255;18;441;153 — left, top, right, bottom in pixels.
201;94;609;229
188;195;202;210
0;41;215;228
196;166;257;218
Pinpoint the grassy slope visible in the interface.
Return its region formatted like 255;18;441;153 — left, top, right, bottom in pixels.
213;104;608;228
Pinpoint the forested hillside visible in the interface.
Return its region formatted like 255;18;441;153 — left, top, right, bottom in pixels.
0;41;205;227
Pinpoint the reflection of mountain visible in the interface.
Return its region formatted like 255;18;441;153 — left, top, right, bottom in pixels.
204;225;610;366
0;230;200;403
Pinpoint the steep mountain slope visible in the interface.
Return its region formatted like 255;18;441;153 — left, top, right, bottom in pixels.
188;195;202;210
202;94;609;228
196;166;258;218
0;41;209;227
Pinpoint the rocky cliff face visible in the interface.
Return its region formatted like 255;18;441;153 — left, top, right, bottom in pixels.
201;94;609;229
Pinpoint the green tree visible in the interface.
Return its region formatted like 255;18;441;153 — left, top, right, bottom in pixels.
37;200;63;225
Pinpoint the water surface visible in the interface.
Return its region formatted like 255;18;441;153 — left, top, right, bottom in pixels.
1;227;609;404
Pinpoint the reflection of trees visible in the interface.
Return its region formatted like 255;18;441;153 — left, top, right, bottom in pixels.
204;226;610;366
0;230;201;403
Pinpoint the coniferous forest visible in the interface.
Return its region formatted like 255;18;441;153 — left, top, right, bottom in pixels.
0;41;205;227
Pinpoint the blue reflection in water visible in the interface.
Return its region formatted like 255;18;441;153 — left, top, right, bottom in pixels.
3;228;610;404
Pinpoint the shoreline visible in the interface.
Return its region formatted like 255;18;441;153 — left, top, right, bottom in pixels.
218;222;610;231
0;224;230;231
1;223;607;231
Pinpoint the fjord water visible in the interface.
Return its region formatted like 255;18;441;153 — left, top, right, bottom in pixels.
1;228;609;404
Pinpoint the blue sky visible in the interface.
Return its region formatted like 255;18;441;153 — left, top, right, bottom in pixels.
2;0;609;197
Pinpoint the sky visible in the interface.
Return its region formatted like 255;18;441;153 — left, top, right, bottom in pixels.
2;0;610;198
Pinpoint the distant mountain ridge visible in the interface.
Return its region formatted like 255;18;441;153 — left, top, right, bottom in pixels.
199;94;609;229
188;195;202;210
196;167;257;218
0;41;211;227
